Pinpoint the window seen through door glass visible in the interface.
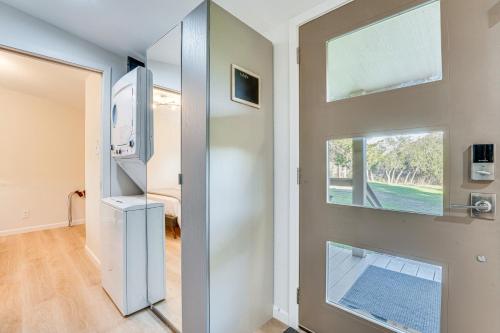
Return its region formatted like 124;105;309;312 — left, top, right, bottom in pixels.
326;0;442;101
327;130;444;216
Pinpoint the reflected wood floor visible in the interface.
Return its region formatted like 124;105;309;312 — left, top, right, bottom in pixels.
155;231;182;330
0;225;285;333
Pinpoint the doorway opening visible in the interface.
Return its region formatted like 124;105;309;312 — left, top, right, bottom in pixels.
0;47;102;239
0;47;106;328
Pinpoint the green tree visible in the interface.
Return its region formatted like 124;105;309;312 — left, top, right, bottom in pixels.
328;138;352;178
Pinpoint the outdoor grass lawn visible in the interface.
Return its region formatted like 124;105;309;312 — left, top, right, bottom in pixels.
328;182;443;216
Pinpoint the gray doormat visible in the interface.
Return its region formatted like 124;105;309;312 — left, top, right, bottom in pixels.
340;265;441;333
283;328;299;333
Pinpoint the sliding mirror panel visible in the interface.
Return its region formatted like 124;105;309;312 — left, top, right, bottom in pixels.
146;24;182;332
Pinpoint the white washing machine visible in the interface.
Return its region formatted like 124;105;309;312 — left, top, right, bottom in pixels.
101;196;165;316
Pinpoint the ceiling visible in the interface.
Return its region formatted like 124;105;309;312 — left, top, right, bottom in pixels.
215;0;328;37
0;48;95;110
0;0;329;60
0;0;201;59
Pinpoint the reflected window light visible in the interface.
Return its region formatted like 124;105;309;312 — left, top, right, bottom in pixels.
153;86;181;110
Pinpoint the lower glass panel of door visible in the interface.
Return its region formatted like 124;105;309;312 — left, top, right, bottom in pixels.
326;241;442;333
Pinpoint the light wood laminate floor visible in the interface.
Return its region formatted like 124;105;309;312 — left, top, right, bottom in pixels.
255;319;288;333
0;225;170;333
0;226;285;333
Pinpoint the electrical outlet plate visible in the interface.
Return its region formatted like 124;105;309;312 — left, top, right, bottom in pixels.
471;192;496;220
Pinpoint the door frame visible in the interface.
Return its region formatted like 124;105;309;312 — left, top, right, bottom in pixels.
287;0;353;328
0;44;113;198
0;43;112;267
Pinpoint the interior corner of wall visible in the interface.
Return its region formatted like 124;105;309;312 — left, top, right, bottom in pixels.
273;305;290;325
85;243;101;268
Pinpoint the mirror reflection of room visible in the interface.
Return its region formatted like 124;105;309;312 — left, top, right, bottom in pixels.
146;25;182;331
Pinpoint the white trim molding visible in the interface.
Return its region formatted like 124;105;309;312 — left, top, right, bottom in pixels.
273;305;290;325
85;244;101;268
287;0;353;328
0;219;85;237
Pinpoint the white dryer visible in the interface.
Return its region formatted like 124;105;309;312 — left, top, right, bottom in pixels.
110;66;153;192
100;196;165;316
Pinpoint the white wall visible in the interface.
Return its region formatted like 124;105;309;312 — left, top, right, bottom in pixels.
0;87;85;235
85;73;103;263
267;22;291;323
147;103;181;190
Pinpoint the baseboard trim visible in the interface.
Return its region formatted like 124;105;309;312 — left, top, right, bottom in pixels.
0;219;85;236
85;245;101;268
273;305;290;326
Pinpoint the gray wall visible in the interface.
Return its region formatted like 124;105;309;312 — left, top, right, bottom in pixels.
181;3;274;332
209;3;274;333
0;2;124;82
181;2;210;333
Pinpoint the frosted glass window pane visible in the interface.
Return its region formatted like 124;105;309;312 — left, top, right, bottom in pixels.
327;0;442;101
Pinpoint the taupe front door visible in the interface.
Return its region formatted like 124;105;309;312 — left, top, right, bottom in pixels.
298;0;500;332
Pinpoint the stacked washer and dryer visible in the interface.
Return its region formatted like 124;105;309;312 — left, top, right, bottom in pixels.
100;67;165;316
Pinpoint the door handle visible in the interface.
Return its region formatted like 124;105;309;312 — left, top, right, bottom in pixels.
450;193;496;220
450;200;492;212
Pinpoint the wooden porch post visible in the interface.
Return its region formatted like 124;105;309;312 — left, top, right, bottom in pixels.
352;137;367;258
352;137;367;206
